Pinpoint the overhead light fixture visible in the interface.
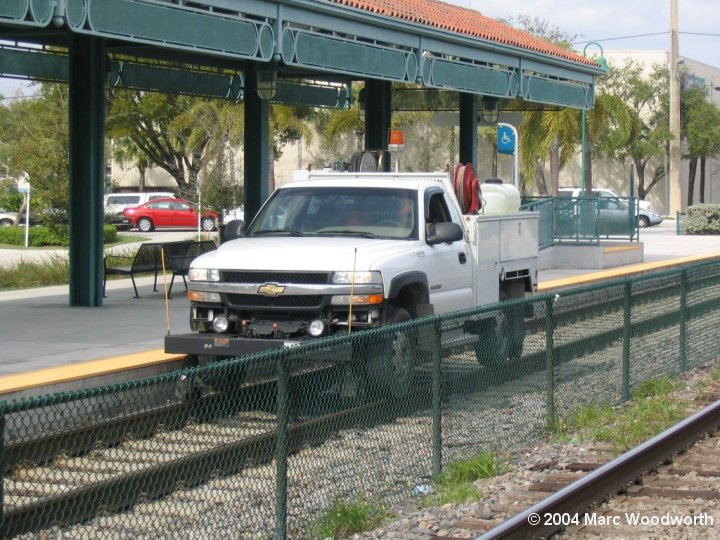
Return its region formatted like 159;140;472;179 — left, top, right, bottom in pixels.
481;96;499;124
256;69;277;100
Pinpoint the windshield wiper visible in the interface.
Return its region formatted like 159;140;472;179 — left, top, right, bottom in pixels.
315;229;379;238
251;230;306;237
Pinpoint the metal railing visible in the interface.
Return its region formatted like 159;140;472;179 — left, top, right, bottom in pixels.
2;257;720;538
521;196;639;247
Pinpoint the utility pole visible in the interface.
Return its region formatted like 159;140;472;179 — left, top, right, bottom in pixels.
668;0;682;214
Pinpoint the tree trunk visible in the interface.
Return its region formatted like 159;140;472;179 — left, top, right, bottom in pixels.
549;137;560;196
687;158;698;207
15;196;27;226
699;157;706;204
268;141;276;193
534;162;548;196
491;141;497;177
584;134;594;196
635;158;647;199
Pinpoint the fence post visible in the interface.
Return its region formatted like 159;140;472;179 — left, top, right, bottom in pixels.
622;281;632;401
545;297;556;430
679;269;688;372
431;317;443;476
275;355;289;540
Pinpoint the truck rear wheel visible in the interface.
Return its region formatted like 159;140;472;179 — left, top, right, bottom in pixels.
367;306;415;399
475;282;526;367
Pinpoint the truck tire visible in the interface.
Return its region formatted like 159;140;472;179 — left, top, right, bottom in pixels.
367;306;415;399
327;362;368;407
188;354;247;398
475;282;526;367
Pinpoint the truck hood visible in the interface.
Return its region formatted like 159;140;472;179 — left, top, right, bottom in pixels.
193;236;412;271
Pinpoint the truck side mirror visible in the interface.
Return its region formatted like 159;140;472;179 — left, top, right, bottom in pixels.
426;222;463;245
222;219;246;242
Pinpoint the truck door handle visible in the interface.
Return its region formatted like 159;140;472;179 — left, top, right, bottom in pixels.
458;252;467;264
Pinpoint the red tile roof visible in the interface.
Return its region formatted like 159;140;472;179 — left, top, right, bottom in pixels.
328;0;598;68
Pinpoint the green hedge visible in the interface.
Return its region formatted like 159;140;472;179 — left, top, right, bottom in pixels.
0;224;117;247
684;204;720;235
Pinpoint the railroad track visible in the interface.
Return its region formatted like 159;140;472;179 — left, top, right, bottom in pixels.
395;382;720;540
474;399;720;539
4;262;720;538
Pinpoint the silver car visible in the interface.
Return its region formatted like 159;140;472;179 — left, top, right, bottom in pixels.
558;187;663;228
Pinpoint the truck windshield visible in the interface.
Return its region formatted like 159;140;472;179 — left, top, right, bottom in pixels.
247;187;418;240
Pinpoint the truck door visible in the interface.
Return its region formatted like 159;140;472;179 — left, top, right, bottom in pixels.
421;189;474;313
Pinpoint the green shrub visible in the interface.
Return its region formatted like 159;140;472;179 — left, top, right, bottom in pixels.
0;224;116;247
684;204;720;234
103;225;117;244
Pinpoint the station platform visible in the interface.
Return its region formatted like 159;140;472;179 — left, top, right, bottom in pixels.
1;221;720;399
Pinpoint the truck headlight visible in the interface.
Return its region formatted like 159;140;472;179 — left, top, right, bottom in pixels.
189;268;220;282
308;320;326;337
331;271;382;285
212;314;229;333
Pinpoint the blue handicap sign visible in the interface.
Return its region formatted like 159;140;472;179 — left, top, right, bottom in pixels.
497;125;515;155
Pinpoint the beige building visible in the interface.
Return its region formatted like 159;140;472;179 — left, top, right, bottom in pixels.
584;50;720;214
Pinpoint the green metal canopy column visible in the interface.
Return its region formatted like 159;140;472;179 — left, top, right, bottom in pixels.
364;79;391;171
458;93;477;167
68;34;106;307
244;65;270;222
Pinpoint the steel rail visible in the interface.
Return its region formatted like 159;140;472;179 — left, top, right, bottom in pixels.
2;381;435;538
477;399;720;539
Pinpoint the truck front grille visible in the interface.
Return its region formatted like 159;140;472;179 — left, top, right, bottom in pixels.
221;271;331;285
226;294;324;308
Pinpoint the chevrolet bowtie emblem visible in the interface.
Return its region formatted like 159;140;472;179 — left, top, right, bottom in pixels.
257;283;285;297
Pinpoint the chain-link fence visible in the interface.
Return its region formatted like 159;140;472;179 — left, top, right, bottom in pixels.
3;257;720;538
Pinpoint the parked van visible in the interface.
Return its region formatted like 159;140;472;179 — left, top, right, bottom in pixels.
104;191;174;228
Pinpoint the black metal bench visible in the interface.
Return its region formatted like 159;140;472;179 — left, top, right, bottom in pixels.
163;240;217;295
104;240;217;298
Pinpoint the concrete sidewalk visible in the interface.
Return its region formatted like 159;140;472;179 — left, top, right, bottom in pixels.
0;275;190;376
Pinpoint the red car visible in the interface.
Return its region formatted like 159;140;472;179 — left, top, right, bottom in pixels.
122;198;218;232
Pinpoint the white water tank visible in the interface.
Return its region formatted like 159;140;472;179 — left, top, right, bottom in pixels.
481;179;521;214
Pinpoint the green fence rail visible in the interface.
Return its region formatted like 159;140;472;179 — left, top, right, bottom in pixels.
2;257;720;538
522;196;639;247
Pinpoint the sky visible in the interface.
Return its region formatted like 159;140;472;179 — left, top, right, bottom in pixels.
452;0;720;68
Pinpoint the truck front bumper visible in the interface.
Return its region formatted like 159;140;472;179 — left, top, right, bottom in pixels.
165;333;300;357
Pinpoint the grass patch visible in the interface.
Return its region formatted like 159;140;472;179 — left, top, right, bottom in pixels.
550;376;688;454
0;231;215;291
420;450;506;507
0;255;70;290
0;237;148;291
310;495;392;539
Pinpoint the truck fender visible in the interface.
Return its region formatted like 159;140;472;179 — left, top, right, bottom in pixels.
387;272;429;317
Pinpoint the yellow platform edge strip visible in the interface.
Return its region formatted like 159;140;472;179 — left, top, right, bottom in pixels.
603;245;643;254
0;350;185;395
538;252;720;292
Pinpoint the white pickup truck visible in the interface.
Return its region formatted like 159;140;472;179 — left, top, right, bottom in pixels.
165;170;539;390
